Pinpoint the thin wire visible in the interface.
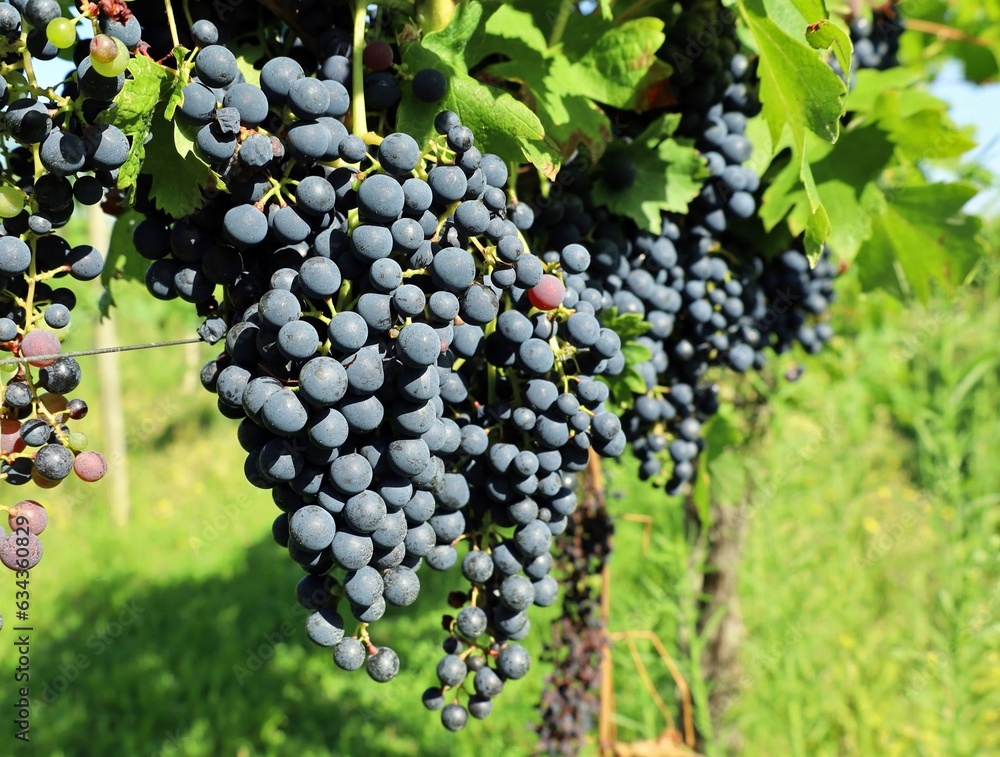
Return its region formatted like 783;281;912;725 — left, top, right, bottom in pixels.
0;337;205;367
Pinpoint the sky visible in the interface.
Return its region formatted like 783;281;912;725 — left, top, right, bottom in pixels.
929;60;1000;215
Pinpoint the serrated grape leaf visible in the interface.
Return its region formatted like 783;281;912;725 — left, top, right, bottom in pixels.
847;70;975;157
397;2;558;177
591;114;709;232
142;106;212;218
100;210;147;315
806;19;853;88
163;47;190;120
861;85;976;163
565;18;667;110
761;125;894;263
738;0;846;256
600;309;651;342
99;50;194;215
621;342;653;366
481;8;614;163
478;4;670;165
855;182;983;300
98;55;176;194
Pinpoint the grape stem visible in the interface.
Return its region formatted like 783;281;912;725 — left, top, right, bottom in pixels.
163;0;180;49
547;0;574;48
181;0;195;31
351;0;368;138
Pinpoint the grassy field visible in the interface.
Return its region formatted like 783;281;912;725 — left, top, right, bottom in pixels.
0;254;997;755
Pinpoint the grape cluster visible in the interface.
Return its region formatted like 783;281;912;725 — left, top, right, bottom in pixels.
112;6;626;723
63;0;639;724
664;0;742;111
679;49;761;233
0;0;127;570
832;9;904;77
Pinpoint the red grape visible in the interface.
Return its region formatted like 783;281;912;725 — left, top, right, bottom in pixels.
38;392;69;415
89;34;118;64
363;41;394;72
527;274;565;311
30;468;61;489
73;451;108;482
8;500;47;535
0;419;24;455
0;531;43;571
20;329;61;367
67;398;88;419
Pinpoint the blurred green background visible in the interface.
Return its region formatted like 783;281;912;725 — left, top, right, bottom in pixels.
0;222;998;756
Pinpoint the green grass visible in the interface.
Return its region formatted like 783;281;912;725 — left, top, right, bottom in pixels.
726;266;1000;757
0;259;997;755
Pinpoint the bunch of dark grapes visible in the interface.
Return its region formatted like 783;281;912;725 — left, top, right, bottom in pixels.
679;49;761;234
832;7;904;77
663;0;741;111
667;0;761;235
757;247;837;355
105;4;627;727
117;19;456;683
0;0;131;570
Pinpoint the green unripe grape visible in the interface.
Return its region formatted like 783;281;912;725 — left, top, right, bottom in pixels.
68;432;89;451
45;17;76;49
0;362;15;374
90;36;128;77
0;185;24;219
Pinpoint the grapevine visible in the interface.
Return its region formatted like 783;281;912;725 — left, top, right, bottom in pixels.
0;0;989;752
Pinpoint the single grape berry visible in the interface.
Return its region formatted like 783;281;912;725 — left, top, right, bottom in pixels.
413;68;447;102
73;451;108;482
527;274;566;311
363;40;394;71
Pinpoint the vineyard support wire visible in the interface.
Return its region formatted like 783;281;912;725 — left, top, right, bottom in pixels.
0;337;206;367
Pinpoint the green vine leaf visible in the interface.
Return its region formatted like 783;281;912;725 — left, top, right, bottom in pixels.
738;0;847;257
98;47;205;216
855;182;983;300
481;5;670;164
397;2;559;177
98;55;177;196
591;114;709;231
806;19;853;88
